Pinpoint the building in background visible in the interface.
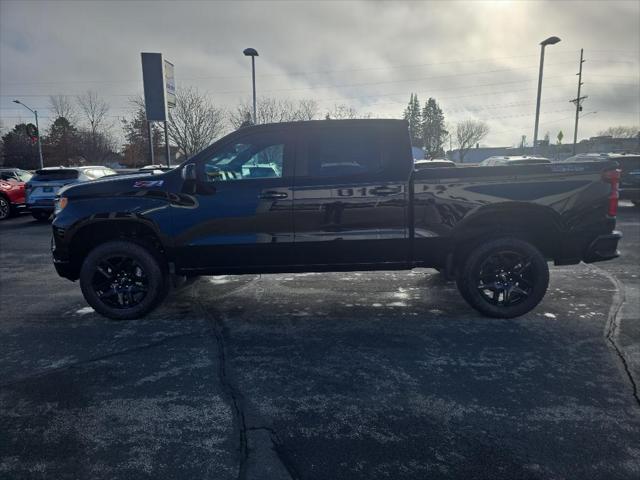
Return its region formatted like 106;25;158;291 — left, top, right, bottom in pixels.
447;134;640;163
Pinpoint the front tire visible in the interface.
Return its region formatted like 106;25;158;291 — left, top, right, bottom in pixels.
31;210;50;222
456;237;549;318
0;196;10;220
80;240;169;320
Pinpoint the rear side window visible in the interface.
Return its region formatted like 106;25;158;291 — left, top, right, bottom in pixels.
306;127;382;177
32;170;79;182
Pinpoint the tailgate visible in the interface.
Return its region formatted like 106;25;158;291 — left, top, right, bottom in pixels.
618;156;640;187
27;169;80;205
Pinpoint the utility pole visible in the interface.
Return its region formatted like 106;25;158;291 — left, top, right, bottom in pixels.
570;49;587;155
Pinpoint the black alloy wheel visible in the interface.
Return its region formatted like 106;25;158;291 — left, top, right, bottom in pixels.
80;240;169;320
476;250;534;307
456;237;549;318
0;196;9;220
91;255;149;309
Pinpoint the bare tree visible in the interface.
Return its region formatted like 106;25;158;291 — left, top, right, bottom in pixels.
598;126;639;139
325;104;358;120
75;91;113;162
49;95;77;124
455;120;489;163
295;99;319;121
76;90;109;137
168;87;225;158
229;97;319;129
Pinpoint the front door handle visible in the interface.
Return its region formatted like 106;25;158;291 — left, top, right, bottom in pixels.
259;191;288;200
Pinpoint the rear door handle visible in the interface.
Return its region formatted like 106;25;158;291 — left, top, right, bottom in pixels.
259;191;288;200
370;185;402;196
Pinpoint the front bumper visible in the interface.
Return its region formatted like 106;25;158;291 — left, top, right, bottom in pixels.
619;186;640;201
28;203;55;212
53;258;76;280
583;231;622;263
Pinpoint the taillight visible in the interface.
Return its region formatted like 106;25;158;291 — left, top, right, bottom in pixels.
602;169;621;217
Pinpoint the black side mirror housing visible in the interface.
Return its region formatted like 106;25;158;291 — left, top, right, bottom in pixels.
182;163;197;181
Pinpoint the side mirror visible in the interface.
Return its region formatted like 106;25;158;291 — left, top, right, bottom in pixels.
182;163;197;181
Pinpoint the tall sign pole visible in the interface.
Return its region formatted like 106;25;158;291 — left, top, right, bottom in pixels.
571;49;587;155
164;60;176;167
141;53;175;167
147;122;155;164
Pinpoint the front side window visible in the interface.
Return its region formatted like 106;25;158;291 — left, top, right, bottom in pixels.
17;170;33;182
202;135;285;182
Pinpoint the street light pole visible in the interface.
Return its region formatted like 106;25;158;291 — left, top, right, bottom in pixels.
13;99;44;169
243;48;259;124
533;36;561;153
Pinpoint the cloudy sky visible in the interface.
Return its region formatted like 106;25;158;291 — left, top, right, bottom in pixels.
1;0;638;147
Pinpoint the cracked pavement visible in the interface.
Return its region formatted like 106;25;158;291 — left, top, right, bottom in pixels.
1;204;639;479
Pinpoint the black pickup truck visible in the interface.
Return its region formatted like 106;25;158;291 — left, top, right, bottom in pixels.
51;119;622;320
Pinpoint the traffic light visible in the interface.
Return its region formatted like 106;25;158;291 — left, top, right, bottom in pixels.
26;123;39;143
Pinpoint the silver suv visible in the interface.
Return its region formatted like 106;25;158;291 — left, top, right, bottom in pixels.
26;166;116;221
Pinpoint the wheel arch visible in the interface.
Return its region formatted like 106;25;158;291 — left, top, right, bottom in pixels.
67;218;169;278
450;202;566;261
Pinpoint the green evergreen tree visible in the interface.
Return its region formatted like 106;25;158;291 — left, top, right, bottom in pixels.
421;97;447;156
403;93;422;146
1;124;39;169
43;116;79;167
121;106;162;167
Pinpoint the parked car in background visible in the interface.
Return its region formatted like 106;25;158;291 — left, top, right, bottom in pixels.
479;156;552;166
563;153;640;207
137;164;173;173
414;159;456;169
26;166;116;221
0;168;32;220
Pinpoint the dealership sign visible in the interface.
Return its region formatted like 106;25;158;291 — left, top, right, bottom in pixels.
141;52;175;121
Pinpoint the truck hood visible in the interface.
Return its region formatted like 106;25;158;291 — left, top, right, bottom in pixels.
58;172;172;199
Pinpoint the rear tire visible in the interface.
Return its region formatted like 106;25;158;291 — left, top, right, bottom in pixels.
31;211;50;222
456;237;549;318
80;240;170;320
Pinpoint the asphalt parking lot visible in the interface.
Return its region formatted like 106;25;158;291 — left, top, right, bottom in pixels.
1;204;639;480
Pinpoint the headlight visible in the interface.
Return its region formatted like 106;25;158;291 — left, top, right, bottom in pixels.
54;196;68;214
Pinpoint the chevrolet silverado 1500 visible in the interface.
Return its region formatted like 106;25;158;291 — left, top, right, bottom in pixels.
51;119;621;319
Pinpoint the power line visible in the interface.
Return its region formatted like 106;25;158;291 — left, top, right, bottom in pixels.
0;55;588;86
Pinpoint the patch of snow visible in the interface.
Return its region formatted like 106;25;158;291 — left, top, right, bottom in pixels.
208;276;230;285
75;307;94;315
543;313;557;319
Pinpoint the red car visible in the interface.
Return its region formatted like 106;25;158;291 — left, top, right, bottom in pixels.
0;168;32;220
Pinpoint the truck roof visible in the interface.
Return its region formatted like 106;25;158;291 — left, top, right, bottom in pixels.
236;118;408;131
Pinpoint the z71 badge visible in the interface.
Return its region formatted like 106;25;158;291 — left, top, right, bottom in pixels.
133;180;164;188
